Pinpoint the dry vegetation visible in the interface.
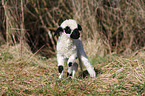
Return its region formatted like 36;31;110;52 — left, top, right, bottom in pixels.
0;0;145;56
0;44;144;95
0;0;145;95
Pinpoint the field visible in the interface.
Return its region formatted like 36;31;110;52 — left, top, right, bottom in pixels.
0;44;144;95
0;0;145;95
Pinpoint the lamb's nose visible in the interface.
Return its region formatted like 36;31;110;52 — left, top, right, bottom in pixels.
70;29;80;39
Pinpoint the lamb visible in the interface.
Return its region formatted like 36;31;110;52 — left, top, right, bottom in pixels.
55;19;96;78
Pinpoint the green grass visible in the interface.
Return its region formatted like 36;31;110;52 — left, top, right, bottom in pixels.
0;44;145;95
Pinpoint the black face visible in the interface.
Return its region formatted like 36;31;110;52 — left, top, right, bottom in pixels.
78;24;82;31
54;27;63;36
55;24;82;39
70;24;82;39
64;26;71;34
70;29;80;39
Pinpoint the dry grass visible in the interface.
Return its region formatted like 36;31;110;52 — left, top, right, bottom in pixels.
0;44;144;95
72;0;145;56
83;38;106;57
1;0;145;95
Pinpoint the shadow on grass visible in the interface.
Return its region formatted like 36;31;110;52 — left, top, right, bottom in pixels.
78;68;102;78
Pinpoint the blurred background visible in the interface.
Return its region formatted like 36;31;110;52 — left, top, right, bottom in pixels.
0;0;145;57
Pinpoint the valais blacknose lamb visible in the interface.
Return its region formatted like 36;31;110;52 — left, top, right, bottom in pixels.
55;19;96;78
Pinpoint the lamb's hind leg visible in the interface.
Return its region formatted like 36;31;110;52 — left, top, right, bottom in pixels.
78;57;83;72
72;62;78;78
67;62;78;78
77;40;96;78
80;55;96;77
67;54;77;78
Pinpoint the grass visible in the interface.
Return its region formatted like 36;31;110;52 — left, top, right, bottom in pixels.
0;44;145;95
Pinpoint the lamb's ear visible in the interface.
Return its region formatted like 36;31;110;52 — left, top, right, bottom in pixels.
54;27;63;36
78;24;82;31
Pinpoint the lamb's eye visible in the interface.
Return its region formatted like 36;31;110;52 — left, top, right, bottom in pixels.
64;26;71;34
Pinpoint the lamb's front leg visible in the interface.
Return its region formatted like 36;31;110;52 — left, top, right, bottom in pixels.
67;54;77;78
57;54;65;79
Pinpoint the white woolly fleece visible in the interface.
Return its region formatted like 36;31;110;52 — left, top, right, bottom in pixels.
57;32;77;58
60;19;78;30
56;19;96;78
57;19;79;58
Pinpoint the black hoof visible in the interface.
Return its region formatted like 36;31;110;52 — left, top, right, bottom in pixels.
67;72;72;77
58;65;64;73
68;62;72;67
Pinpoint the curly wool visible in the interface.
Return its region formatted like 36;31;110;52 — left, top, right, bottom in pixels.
56;19;96;78
57;32;77;58
60;19;78;30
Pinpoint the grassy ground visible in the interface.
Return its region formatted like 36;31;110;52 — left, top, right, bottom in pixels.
0;44;145;95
